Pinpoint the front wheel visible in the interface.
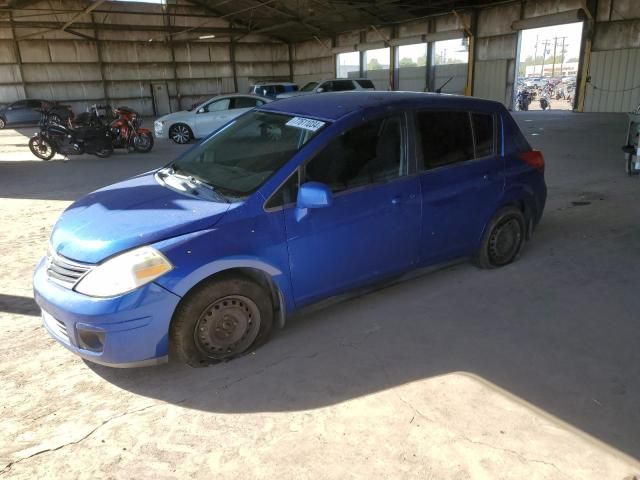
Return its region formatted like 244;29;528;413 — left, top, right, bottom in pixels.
28;136;55;160
0;117;6;129
169;124;193;144
132;132;154;153
474;206;526;269
170;274;273;367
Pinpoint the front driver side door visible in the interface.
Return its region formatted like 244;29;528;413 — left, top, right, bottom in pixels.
194;98;231;137
283;114;421;306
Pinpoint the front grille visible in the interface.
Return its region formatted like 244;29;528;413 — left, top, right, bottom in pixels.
43;310;70;344
47;252;92;289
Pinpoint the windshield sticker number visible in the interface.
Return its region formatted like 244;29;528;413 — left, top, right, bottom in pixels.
286;117;325;132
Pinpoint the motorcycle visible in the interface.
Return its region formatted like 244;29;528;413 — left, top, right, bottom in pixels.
107;106;154;153
28;109;113;161
539;96;550;111
516;90;530;111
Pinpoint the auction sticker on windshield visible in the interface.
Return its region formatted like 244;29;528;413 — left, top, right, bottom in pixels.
285;117;325;132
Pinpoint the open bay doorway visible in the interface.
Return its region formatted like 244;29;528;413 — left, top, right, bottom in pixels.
514;22;583;111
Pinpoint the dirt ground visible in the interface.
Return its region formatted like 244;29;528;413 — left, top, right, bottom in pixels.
1;113;640;479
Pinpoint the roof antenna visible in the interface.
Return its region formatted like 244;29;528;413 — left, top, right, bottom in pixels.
435;76;454;94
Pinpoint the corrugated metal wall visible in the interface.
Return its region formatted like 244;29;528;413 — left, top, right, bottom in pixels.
0;0;291;115
2;0;640;114
584;49;640;112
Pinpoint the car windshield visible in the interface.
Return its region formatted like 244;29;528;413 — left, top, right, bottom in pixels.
300;82;318;92
171;111;327;198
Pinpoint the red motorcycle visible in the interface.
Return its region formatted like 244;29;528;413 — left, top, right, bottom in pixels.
109;106;154;153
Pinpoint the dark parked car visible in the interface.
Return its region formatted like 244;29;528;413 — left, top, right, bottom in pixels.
0;99;72;129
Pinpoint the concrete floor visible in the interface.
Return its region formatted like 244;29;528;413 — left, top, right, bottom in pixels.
1;112;639;479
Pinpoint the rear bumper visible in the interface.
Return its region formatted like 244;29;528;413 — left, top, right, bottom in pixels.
33;256;181;367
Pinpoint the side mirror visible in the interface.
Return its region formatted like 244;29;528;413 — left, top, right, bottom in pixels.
316;87;325;93
295;182;332;221
197;108;205;114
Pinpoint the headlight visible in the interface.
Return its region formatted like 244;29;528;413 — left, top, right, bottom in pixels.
75;246;173;298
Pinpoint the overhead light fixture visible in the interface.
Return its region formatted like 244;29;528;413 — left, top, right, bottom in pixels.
199;34;216;39
148;38;153;42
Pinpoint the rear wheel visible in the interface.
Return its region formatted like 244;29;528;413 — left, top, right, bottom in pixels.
132;132;154;153
474;206;526;269
170;274;273;367
0;117;6;129
169;124;192;144
94;144;113;158
28;136;55;160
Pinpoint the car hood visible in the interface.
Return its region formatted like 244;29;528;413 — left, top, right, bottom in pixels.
50;172;232;264
156;110;193;123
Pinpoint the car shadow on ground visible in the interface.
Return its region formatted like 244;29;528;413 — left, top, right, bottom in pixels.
87;201;640;460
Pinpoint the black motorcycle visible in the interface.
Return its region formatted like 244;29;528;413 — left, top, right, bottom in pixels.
28;109;113;161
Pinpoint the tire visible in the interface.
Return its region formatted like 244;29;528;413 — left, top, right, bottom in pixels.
169;123;193;144
0;117;5;129
170;274;274;367
474;206;526;269
28;136;55;160
626;154;639;176
94;143;113;158
132;132;154;153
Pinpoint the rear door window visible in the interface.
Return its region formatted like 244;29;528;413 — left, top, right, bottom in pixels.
231;97;259;109
332;80;356;92
416;111;474;170
471;113;495;158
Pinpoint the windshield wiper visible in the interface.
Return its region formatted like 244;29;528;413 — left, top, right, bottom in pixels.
166;164;230;203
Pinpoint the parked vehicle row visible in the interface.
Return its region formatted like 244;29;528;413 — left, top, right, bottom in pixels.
0;99;73;129
28;104;154;160
34;91;547;368
155;78;377;144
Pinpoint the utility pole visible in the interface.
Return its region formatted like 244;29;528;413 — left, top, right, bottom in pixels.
540;39;551;76
532;34;539;77
551;36;568;77
552;37;558;77
559;36;568;76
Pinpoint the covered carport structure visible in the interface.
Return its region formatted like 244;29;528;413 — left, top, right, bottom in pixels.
1;1;640;479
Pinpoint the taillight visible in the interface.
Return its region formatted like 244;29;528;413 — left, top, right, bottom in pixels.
520;150;545;172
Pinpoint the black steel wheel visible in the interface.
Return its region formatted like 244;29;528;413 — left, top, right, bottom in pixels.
194;295;261;360
170;274;273;367
169;124;192;144
28;136;55;160
474;206;526;269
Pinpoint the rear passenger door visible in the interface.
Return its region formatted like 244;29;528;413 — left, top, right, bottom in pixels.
415;110;504;263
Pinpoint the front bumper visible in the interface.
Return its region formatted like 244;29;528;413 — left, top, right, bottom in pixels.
154;121;169;139
33;256;182;367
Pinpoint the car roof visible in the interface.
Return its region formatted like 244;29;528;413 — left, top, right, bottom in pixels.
205;93;272;102
251;82;297;86
259;91;504;122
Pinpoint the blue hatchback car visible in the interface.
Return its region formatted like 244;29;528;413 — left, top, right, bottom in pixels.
33;92;546;368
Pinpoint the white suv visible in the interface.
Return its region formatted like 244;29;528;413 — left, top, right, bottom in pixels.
277;78;375;98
